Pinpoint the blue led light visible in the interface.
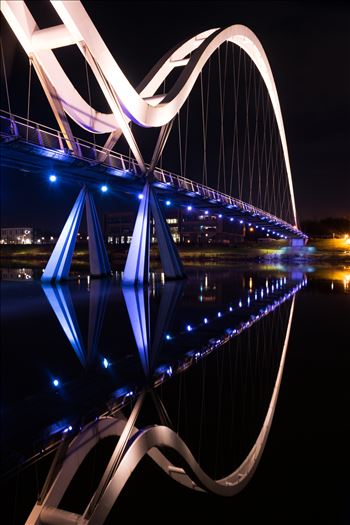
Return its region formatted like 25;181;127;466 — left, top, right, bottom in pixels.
102;357;109;368
203;317;208;324
230;218;234;222
229;306;233;312
187;205;192;211
49;174;57;182
239;300;242;307
165;334;172;340
52;378;60;387
204;210;209;215
217;311;222;318
186;324;192;332
240;220;243;224
138;193;143;200
165;200;171;206
101;185;108;192
218;214;222;218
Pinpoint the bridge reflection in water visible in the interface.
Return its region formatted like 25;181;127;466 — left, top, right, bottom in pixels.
0;268;306;524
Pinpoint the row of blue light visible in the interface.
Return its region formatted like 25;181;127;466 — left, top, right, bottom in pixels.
164;276;303;341
154;279;307;387
48;175;304;239
48;174;109;193
162;200;292;239
187;280;307;361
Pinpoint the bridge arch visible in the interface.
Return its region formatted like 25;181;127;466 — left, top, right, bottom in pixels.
2;0;298;225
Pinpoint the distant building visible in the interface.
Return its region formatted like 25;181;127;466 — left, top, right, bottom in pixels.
104;208;244;245
0;227;33;244
0;227;57;244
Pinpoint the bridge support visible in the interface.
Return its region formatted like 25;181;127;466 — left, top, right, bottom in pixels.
42;186;110;282
289;237;307;247
123;182;185;286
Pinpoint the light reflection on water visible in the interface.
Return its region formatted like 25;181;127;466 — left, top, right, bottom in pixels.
1;266;305;471
0;263;349;524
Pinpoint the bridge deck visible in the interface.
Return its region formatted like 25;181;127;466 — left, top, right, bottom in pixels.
0;111;307;240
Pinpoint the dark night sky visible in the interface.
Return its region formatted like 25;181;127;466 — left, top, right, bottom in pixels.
1;1;349;231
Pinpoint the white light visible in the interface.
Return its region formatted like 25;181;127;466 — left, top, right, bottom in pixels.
101;185;108;192
230;218;234;222
240;220;243;224
165;334;172;340
187;205;192;211
166;200;171;206
138;193;143;199
218;214;222;218
204;210;209;215
52;378;60;387
103;357;109;368
186;324;192;332
203;317;208;324
229;306;233;312
239;300;242;307
49;174;57;182
217;311;222;318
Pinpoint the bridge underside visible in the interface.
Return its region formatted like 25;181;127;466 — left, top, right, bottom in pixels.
0;137;306;239
1;128;307;283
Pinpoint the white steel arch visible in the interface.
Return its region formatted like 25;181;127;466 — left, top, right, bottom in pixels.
26;295;295;524
0;0;298;226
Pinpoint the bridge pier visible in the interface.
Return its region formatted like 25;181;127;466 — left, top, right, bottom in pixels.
123;182;185;286
42;186;110;282
289;237;307;247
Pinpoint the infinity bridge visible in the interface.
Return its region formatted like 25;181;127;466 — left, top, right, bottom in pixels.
1;2;307;522
1;0;307;286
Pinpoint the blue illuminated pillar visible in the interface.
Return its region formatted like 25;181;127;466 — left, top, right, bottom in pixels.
85;191;111;276
122;284;150;376
42;283;86;366
42;186;111;282
123;182;151;285
123;182;185;285
150;186;185;280
42;186;87;282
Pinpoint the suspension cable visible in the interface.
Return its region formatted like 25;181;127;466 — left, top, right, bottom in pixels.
0;36;12;117
26;57;32;141
84;45;96;148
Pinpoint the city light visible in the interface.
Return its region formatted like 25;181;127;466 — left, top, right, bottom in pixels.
102;357;109;368
101;185;108;192
138;193;143;199
52;378;60;387
49;174;57;182
203;317;208;324
186;324;192;332
187;205;192;211
165;200;171;206
165;334;172;340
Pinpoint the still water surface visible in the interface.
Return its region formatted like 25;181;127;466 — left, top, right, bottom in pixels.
0;264;348;524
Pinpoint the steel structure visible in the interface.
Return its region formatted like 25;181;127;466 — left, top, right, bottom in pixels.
24;279;301;525
1;0;306;285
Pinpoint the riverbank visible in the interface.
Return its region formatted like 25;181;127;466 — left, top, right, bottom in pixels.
0;238;349;270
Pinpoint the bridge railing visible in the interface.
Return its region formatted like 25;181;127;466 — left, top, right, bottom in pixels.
0;110;140;174
0;110;304;236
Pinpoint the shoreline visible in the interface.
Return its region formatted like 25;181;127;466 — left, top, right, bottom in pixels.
0;239;349;270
